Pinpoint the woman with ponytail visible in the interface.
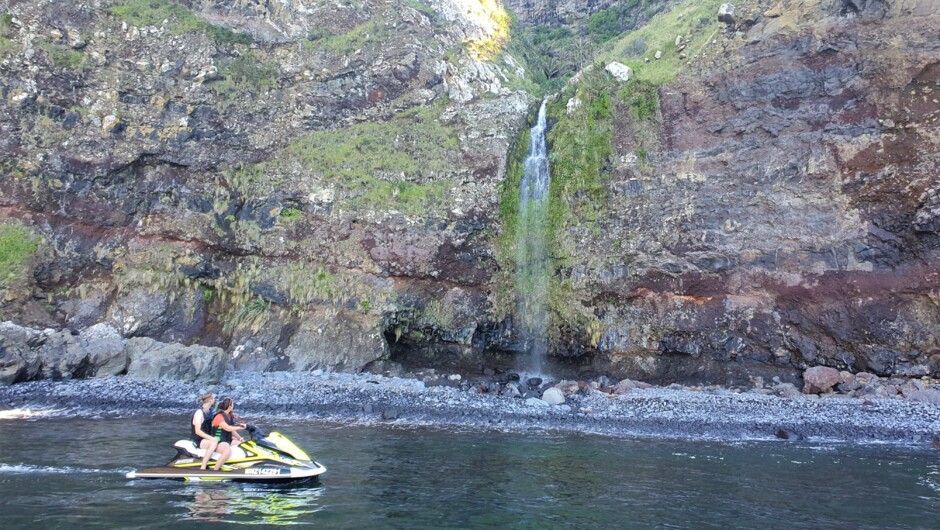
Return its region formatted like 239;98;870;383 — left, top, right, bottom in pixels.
210;397;246;471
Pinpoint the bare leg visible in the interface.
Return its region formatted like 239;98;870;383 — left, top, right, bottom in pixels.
199;438;218;470
212;442;231;471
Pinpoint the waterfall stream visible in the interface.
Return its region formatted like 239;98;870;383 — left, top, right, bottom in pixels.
515;100;551;374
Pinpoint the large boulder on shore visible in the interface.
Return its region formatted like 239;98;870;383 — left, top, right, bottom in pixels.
283;310;388;372
0;322;42;385
907;389;940;405
802;366;841;394
38;330;91;380
1;322;126;383
82;324;128;377
37;324;127;380
125;337;225;383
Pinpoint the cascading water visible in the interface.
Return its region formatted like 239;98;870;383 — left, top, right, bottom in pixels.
515;100;551;375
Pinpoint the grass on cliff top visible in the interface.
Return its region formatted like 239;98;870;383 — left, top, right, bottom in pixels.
109;0;251;45
603;0;724;85
0;223;40;288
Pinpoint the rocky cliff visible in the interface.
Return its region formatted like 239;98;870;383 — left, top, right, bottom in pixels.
539;0;940;384
1;0;939;386
0;0;529;377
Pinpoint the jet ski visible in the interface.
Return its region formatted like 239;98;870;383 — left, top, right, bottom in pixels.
126;424;326;482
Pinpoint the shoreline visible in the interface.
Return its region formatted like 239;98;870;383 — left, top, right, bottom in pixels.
1;371;938;447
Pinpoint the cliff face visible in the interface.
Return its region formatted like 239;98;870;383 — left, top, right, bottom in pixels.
544;0;940;383
0;0;529;375
1;0;939;385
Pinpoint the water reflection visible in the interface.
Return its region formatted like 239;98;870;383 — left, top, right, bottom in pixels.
179;481;324;525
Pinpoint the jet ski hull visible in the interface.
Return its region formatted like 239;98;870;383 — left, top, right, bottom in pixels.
126;464;325;482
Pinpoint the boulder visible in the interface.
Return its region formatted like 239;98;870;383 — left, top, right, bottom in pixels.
718;3;736;24
38;330;90;380
125;337;225;383
525;397;549;408
542;387;566;405
604;62;633;82
907;389;940;406
775;429;801;441
772;382;801;399
83;323;128;377
803;366;841;394
284;310;388;372
0;322;42;385
566;97;582;115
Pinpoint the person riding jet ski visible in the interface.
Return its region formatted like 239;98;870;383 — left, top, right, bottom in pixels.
191;392;218;470
128;398;326;481
210;397;247;471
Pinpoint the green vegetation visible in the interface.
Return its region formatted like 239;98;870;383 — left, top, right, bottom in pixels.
277;263;342;306
215;104;459;219
44;42;85;69
288;104;457;182
421;299;456;330
279;207;302;221
406;0;438;19
506;24;589;95
0;13;17;58
286;104;458;217
621;79;660;122
492;125;531;319
224;296;270;333
304;17;388;55
218;51;278;90
587;2;643;44
605;0;723;85
546;68;614;249
0;223;40;288
109;0;251;45
223;162;277;195
344;178;452;218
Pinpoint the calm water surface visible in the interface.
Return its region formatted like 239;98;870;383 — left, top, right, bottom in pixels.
1;415;938;528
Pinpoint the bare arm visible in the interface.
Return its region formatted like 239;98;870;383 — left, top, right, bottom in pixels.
219;419;243;433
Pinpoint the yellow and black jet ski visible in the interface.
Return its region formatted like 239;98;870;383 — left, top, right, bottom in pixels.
127;425;326;482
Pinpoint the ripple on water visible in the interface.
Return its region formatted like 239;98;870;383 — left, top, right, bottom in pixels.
0;463;105;474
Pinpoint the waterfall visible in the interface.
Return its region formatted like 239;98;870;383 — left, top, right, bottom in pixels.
515;100;551;375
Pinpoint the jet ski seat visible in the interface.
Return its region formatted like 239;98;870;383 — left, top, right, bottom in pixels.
175;440;248;461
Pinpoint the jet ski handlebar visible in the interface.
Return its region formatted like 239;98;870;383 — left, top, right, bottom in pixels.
245;423;268;440
231;412;268;440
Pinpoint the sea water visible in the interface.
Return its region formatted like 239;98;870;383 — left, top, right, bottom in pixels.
0;416;938;528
